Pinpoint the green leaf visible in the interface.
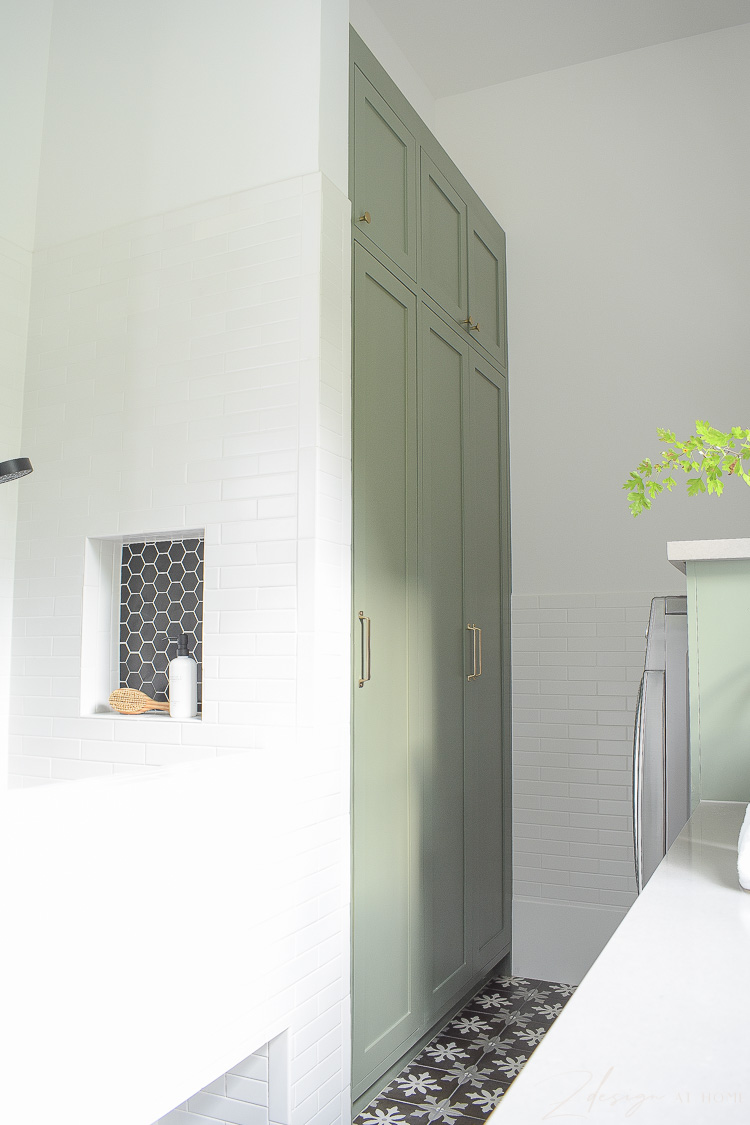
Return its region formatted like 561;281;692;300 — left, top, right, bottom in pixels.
686;477;706;496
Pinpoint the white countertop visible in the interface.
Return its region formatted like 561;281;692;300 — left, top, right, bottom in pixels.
495;801;750;1122
667;538;750;572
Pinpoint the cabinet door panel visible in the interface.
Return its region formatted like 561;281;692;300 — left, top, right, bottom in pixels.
421;309;471;1018
352;245;421;1095
468;212;507;369
465;351;511;969
353;67;417;279
420;150;468;327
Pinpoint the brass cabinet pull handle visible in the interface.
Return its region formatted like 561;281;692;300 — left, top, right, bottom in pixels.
358;610;371;687
467;623;482;681
461;316;480;332
358;211;372;224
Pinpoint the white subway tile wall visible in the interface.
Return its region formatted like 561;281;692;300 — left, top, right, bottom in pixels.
9;174;352;1125
512;592;653;910
11;173;349;780
154;1044;270;1125
0;235;32;783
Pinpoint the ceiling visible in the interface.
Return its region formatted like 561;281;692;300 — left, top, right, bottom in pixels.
362;0;750;96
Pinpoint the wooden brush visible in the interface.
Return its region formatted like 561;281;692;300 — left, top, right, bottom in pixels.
108;687;170;715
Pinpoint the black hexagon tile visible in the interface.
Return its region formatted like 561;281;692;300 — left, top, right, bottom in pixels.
119;537;203;712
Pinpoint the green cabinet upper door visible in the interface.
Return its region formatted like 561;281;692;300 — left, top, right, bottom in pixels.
420;308;473;1022
353;67;418;280
420;149;468;327
468;209;507;369
351;244;422;1098
464;350;512;973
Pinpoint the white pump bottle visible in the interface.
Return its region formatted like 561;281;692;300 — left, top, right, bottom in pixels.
168;633;198;719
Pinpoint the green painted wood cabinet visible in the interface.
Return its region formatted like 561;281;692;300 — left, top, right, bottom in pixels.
420;145;508;370
420;150;468;327
352;67;418;280
468;210;507;369
351;245;422;1086
685;559;750;803
350;30;512;1108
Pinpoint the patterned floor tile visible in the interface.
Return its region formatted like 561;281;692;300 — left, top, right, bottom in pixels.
384;1064;460;1102
356;976;574;1124
355;1096;422;1124
415;1037;489;1071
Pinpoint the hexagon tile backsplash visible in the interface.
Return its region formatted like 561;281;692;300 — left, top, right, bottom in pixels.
119;537;204;713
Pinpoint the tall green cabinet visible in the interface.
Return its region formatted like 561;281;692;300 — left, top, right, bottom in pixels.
350;31;512;1109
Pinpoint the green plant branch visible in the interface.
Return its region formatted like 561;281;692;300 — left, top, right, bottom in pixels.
624;420;750;516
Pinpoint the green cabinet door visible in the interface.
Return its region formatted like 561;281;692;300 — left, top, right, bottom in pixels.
420;149;468;328
468;209;507;369
420;308;473;1021
464;350;512;972
353;67;418;280
351;244;422;1098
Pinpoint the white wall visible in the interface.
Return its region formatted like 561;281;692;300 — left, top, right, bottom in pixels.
0;240;32;786
436;23;750;597
349;0;436;130
435;24;750;980
34;0;348;248
0;0;53;249
0;0;52;780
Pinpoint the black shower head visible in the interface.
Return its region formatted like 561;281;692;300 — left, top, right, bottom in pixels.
0;457;33;484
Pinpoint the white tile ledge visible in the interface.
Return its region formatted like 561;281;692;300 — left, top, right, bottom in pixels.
87;711;202;723
667;537;750;572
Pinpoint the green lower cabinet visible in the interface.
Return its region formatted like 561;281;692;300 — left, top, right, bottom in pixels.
351;244;422;1096
352;268;511;1105
420;309;472;1022
465;351;512;971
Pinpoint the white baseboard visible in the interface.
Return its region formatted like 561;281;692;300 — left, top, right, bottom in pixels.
512;898;628;985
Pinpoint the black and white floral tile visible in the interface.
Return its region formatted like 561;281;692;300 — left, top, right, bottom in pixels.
355;976;575;1125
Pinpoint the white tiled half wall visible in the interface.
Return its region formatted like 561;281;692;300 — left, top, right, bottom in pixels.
0;235;32;782
8;172;352;1125
511;591;652;978
154;1042;272;1125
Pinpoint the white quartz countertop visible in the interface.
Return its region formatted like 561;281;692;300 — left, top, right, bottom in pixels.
667;537;750;572
494;801;750;1122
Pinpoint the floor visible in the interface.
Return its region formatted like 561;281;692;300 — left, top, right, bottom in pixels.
354;975;575;1125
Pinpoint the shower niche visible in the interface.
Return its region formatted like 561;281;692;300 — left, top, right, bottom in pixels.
81;530;204;719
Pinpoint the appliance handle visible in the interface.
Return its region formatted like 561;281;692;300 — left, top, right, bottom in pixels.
633;669;665;893
632;671;646;894
358;610;371;688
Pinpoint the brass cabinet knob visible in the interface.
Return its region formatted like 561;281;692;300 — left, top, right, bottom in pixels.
358;211;372;224
461;316;480;332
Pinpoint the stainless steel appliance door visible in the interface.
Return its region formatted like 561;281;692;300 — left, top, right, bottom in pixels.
633;668;666;892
